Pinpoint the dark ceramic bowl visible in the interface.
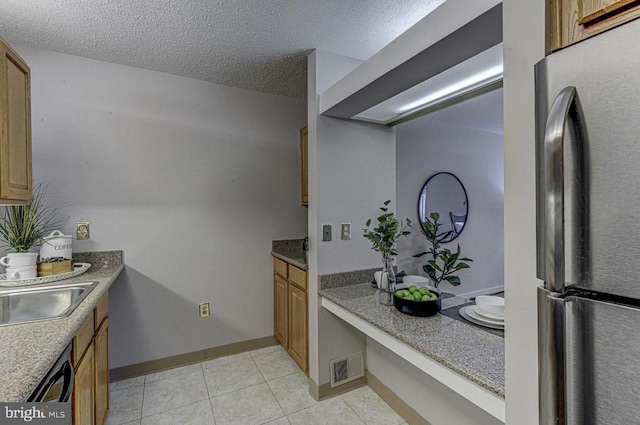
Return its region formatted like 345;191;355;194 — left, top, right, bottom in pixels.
393;288;442;317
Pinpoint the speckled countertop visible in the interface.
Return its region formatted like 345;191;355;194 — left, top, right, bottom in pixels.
0;252;124;402
320;283;505;397
271;239;307;270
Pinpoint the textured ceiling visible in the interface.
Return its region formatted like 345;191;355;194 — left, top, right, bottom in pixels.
0;0;446;98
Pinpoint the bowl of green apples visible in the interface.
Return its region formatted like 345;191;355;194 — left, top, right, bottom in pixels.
393;285;441;317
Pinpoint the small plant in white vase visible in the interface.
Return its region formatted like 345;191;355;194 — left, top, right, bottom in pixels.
363;200;412;305
0;184;61;277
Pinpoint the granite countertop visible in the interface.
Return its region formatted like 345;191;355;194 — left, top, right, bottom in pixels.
271;239;307;270
0;253;124;402
320;283;505;397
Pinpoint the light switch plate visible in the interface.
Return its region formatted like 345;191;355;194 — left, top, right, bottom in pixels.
322;224;332;241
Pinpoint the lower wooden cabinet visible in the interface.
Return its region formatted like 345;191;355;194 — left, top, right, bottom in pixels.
73;344;94;425
73;292;109;425
288;284;308;371
94;318;109;425
274;275;289;347
273;257;308;374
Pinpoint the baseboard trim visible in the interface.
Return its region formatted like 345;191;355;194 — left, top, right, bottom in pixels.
367;371;432;425
308;375;368;401
110;335;279;382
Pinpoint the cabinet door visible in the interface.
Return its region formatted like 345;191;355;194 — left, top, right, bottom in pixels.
288;284;308;374
0;38;31;203
300;126;308;206
94;318;109;425
274;275;289;347
550;0;640;51
73;344;95;425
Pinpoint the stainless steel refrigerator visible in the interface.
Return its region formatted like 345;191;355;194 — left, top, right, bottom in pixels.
535;19;640;425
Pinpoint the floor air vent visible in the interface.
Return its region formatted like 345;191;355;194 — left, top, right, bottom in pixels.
330;351;364;388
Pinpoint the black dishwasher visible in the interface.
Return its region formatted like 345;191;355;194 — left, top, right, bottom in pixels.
28;343;74;402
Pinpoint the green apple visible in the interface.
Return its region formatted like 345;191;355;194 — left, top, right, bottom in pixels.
408;285;418;293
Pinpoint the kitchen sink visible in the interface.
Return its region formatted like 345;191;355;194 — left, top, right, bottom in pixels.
0;281;99;326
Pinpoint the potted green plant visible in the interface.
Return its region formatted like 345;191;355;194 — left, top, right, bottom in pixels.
414;212;473;289
363;200;411;305
0;183;62;269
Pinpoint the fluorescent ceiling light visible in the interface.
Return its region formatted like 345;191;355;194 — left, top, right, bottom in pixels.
354;43;503;125
398;65;502;113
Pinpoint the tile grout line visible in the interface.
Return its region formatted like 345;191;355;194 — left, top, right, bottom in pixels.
250;352;288;422
138;374;146;423
341;396;368;425
138;366;213;422
263;376;287;422
199;363;217;425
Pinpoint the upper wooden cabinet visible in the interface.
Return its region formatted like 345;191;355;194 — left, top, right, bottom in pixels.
550;0;640;51
300;126;308;206
0;38;31;203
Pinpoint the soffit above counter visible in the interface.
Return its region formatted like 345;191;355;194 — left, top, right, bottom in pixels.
319;0;503;124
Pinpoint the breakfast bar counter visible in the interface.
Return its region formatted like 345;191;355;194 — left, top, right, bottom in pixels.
319;282;505;422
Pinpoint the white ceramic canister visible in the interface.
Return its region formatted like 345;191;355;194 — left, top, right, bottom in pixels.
40;230;73;261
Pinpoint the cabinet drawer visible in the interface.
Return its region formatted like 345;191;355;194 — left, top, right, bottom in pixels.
288;264;307;291
73;314;95;366
274;257;288;278
94;292;108;330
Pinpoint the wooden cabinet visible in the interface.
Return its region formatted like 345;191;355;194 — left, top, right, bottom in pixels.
550;0;640;51
273;257;308;374
73;344;94;425
94;318;109;425
274;274;288;346
73;292;109;425
0;37;32;203
288;284;308;371
300;126;308;206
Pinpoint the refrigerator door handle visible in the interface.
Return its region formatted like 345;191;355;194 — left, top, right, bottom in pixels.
537;86;588;293
538;286;566;425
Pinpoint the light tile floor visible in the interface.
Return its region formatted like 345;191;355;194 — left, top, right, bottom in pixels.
107;345;407;425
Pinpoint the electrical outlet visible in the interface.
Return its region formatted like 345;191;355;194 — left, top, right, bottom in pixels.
199;302;210;318
341;223;351;240
77;222;90;240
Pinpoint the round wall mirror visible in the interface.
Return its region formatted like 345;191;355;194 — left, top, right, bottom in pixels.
417;172;468;243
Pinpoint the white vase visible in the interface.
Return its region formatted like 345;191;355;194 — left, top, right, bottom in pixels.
0;252;38;267
378;254;396;306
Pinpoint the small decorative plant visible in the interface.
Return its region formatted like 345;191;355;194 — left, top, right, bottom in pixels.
363;200;412;258
364;200;412;305
0;183;62;253
414;212;472;288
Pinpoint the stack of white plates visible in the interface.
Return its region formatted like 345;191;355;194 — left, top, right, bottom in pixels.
459;303;504;330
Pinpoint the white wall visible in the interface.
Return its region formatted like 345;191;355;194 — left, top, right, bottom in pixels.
307;49;396;387
396;90;504;297
503;0;545;423
18;46;308;369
